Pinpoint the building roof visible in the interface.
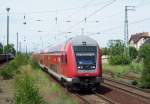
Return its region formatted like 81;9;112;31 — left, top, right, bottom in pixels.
129;32;150;43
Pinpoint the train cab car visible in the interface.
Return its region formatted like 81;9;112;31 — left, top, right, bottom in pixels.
64;36;102;89
33;35;103;90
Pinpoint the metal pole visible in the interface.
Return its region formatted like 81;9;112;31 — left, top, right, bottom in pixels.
6;8;10;46
26;45;27;54
24;36;26;53
2;36;5;54
81;28;84;35
19;41;21;52
124;6;128;55
124;6;127;47
124;6;135;56
16;32;18;53
2;44;4;54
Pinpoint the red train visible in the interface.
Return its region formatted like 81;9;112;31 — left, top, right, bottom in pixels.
32;35;103;90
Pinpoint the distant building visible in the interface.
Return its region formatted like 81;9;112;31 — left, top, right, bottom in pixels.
129;32;150;50
144;38;150;44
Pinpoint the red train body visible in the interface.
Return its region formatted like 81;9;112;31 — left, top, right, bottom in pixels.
33;35;103;90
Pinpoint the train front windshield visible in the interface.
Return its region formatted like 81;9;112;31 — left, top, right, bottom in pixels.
76;53;96;65
73;46;97;71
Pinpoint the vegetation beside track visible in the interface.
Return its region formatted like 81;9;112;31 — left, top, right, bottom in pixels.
139;44;150;88
0;54;77;104
103;62;143;77
102;40;143;85
103;63;143;86
102;39;150;89
0;53;28;79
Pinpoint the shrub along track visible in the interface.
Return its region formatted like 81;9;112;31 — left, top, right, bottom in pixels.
98;77;150;104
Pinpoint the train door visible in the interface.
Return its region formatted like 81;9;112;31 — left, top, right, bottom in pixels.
60;52;67;75
57;55;61;76
40;55;44;65
44;55;48;67
48;55;51;69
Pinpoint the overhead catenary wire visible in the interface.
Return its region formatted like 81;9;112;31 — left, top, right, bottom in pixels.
63;0;117;33
100;16;150;33
0;0;110;15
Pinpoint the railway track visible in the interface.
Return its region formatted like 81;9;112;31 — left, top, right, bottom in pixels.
65;76;149;104
74;92;111;104
73;93;92;104
42;69;90;104
43;69;115;104
102;77;150;104
93;91;117;104
104;77;150;92
42;68;150;104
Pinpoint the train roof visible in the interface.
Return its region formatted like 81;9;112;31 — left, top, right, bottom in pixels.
70;35;98;46
40;35;98;53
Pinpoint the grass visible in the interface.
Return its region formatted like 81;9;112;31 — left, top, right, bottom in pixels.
103;62;144;86
0;54;77;104
103;62;143;76
16;65;77;104
14;70;47;104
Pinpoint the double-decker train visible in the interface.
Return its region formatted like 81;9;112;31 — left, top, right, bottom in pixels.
32;35;103;90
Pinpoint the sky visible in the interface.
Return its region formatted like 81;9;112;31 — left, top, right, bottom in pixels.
0;0;150;52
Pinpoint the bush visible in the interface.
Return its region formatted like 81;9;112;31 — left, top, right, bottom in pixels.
0;53;29;79
101;47;109;56
30;59;40;70
139;44;150;88
4;44;16;56
14;53;29;66
0;68;13;79
0;60;18;79
108;40;124;56
129;63;143;74
15;73;47;104
131;80;138;85
109;55;131;65
129;46;138;60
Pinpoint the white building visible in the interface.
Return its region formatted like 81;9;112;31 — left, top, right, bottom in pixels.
129;32;150;50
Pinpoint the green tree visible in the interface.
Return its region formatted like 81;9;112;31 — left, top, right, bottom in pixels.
108;40;124;56
108;40;131;65
4;44;16;55
129;46;138;60
0;43;3;54
139;44;150;88
101;47;109;56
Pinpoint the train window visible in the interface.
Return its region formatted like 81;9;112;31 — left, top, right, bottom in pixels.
73;46;97;52
61;52;67;64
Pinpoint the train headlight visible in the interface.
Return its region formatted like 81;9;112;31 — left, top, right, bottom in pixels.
78;66;83;69
92;66;96;69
